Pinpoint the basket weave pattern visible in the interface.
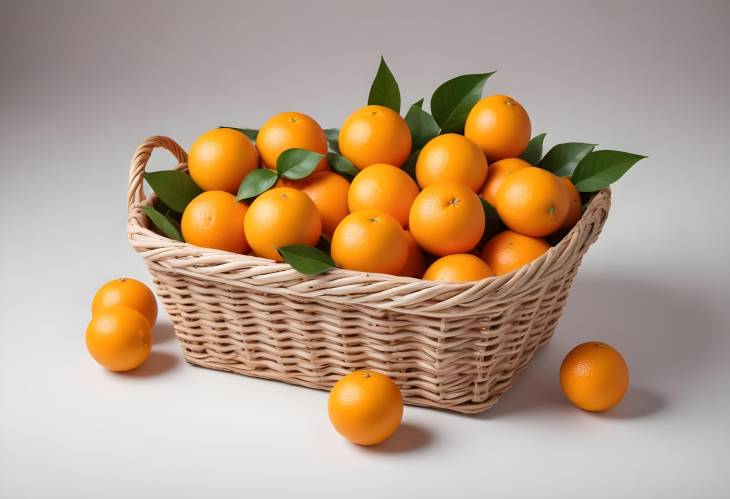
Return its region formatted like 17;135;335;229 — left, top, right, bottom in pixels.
128;136;611;414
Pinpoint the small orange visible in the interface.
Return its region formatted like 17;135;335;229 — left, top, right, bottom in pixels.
423;254;495;282
464;95;531;162
339;105;412;169
331;210;408;275
480;230;551;275
400;231;426;278
348;163;420;227
244;187;321;261
496;167;569;237
256;111;329;173
92;278;158;327
560;341;630;412
479;157;531;206
408;181;485;256
290;171;350;236
558;177;582;233
188;128;259;193
181;191;249;253
86;305;152;372
328;370;404;446
415;133;488;192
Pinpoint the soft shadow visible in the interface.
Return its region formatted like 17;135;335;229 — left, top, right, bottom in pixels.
152;321;176;344
123;351;180;377
598;387;665;419
361;423;434;454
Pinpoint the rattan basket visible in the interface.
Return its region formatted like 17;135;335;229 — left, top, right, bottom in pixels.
128;135;611;414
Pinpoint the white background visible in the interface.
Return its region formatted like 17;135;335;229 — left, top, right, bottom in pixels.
1;1;729;497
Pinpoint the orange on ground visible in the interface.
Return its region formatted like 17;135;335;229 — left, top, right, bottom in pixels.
289;171;350;236
244;187;321;261
86;305;152;372
188;128;259;193
558;177;582;233
415;133;488;192
423;254;495;282
400;231;426;278
408;181;485;256
464;94;531;162
339;105;412;169
496;166;569;237
181;191;249;253
328;370;403;446
331;210;408;275
560;341;630;412
256;111;329;173
479;157;531;206
348;163;419;227
480;230;551;275
92;278;158;327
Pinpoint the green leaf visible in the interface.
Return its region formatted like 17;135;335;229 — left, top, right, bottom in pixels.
324;128;340;153
276;148;325;180
430;72;495;133
520;133;547;165
278;245;335;275
144;170;202;212
220;126;258;141
237;169;278;200
142;206;183;241
405;100;440;150
411;98;424;110
571;150;646;192
539;142;596;177
480;197;500;220
367;56;400;113
327;152;359;179
401;149;420;181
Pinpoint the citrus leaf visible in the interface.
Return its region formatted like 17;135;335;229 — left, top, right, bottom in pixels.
237;168;278;200
539;142;596;177
278;245;335;275
144;170;202;212
401;149;420;181
276;148;325;180
571;150;646;192
367;56;400;113
520;133;547;165
430;72;495;133
324;128;340;153
327;152;359;179
405;101;440;150
220;126;258;141
411;98;424;110
142;206;183;241
480;197;500;220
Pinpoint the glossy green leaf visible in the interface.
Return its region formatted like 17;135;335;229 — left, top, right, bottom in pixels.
411;98;424;110
520;133;547;165
430;72;495;133
405;100;440;150
276;148;325;180
324;128;340;153
327;152;359;179
367;56;400;113
236;168;278;200
142;206;183;241
480;197;500;220
539;142;596;177
278;245;335;275
144;170;202;212
571;150;646;192
401;149;420;181
220;126;258;141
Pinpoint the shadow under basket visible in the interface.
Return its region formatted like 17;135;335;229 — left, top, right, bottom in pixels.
128;136;611;414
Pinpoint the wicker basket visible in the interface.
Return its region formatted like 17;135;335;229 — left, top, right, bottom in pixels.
128;136;611;414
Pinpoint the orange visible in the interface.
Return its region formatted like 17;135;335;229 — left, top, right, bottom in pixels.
348;163;420;227
479;157;531;206
328;370;403;446
188;128;259;193
558;177;582;233
415;133;488;192
400;231;426;278
423;254;495;282
289;171;350;236
480;230;551;275
339;105;412;169
181;191;249;253
331;210;408;275
244;187;321;261
256;112;329;173
408;181;485;256
464;94;531;162
92;278;158;327
496;167;569;237
560;342;630;412
86;305;152;372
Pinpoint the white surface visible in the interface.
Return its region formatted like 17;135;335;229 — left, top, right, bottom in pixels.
1;1;729;497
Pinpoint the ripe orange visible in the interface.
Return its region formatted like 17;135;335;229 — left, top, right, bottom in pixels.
256;112;329;173
558;177;582;233
560;342;630;412
290;171;350;236
348;163;420;227
188;128;259;193
86;305;152;372
92;278;158;327
244;187;321;261
464;95;531;162
480;230;551;275
400;231;426;278
479;157;531;206
496;167;569;237
339;105;412;169
408;181;485;256
181;191;249;253
423;254;495;282
328;370;403;446
331;210;408;275
415;133;488;192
